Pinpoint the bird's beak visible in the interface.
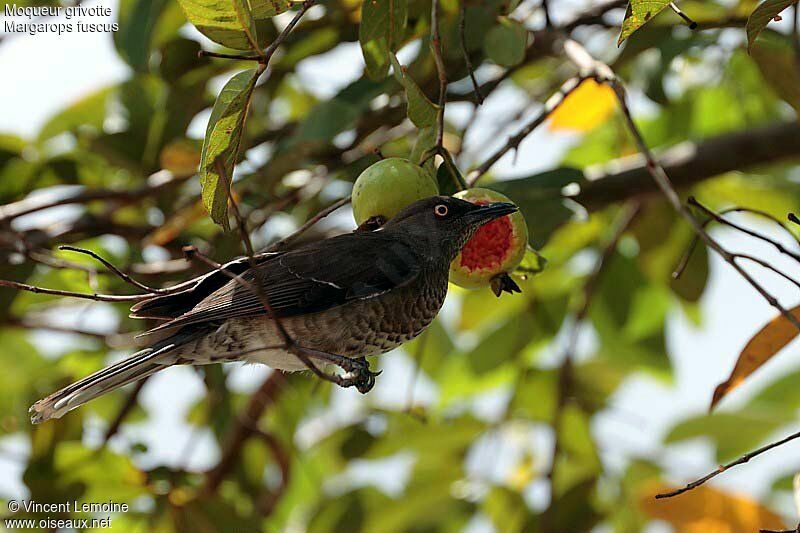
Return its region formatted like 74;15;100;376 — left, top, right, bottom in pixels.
465;202;518;225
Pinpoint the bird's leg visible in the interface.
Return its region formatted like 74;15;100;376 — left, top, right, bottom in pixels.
286;344;380;394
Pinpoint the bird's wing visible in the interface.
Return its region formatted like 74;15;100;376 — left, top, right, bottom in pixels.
138;232;421;336
129;254;277;320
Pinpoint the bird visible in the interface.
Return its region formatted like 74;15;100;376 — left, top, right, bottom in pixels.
29;195;518;423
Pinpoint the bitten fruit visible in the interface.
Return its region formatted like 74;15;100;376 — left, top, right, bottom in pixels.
352;158;438;226
449;188;528;290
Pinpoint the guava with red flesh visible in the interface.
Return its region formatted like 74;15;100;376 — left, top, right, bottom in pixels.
449;188;528;291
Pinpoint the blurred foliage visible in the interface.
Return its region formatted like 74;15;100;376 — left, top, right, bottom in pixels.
1;0;800;531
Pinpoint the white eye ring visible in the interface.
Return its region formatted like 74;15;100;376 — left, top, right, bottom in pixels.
434;204;448;217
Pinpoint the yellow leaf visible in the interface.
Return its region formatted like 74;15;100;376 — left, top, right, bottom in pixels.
639;482;786;532
548;79;617;132
711;304;800;410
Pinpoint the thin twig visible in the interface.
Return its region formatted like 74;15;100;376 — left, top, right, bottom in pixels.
687;198;800;264
265;196;351;252
216;159;256;258
558;37;800;497
262;0;316;65
607;72;800;334
430;0;447;151
674;202;800;279
717;206;800;245
0;279;149;302
466;76;587;186
23;247;95;273
458;2;483;104
732;253;800;290
669;2;698;29
656;428;800;498
58;246;170;294
197;0;316;65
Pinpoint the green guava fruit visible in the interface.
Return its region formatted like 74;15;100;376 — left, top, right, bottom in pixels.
449;188;529;289
352;158;438;226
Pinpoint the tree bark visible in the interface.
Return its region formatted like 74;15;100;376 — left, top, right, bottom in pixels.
575;121;800;211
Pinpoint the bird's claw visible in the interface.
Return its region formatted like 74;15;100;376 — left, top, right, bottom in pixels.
340;359;380;394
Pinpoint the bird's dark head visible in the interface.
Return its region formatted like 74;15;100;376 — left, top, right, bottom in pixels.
381;195;518;262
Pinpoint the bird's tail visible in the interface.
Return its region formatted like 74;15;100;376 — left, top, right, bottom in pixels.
30;341;181;424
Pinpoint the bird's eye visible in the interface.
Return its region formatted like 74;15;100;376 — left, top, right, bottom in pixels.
434;204;449;217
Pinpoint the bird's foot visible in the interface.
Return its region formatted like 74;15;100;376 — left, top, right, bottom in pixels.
339;358;381;394
288;344;381;393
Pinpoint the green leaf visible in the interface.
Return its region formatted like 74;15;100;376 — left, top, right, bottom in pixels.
746;0;796;52
618;0;671;46
200;68;260;228
751;31;800;113
390;53;438;128
232;0;262;51
408;124;438;169
590;252;672;376
293;78;389;143
465;311;536;373
483;17;527;67
359;0;408;80
632;201;709;302
178;0;292;50
114;0;170;71
514;246;547;276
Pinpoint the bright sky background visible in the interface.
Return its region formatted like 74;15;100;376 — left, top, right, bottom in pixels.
2;0;800;528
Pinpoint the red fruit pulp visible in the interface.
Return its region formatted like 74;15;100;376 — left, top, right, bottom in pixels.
460;204;513;271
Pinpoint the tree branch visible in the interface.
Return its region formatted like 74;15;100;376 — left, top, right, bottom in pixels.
575;122;800;211
0;171;188;223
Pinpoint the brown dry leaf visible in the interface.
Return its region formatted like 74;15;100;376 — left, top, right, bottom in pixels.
711;304;800;410
548;79;616;132
639;481;785;532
